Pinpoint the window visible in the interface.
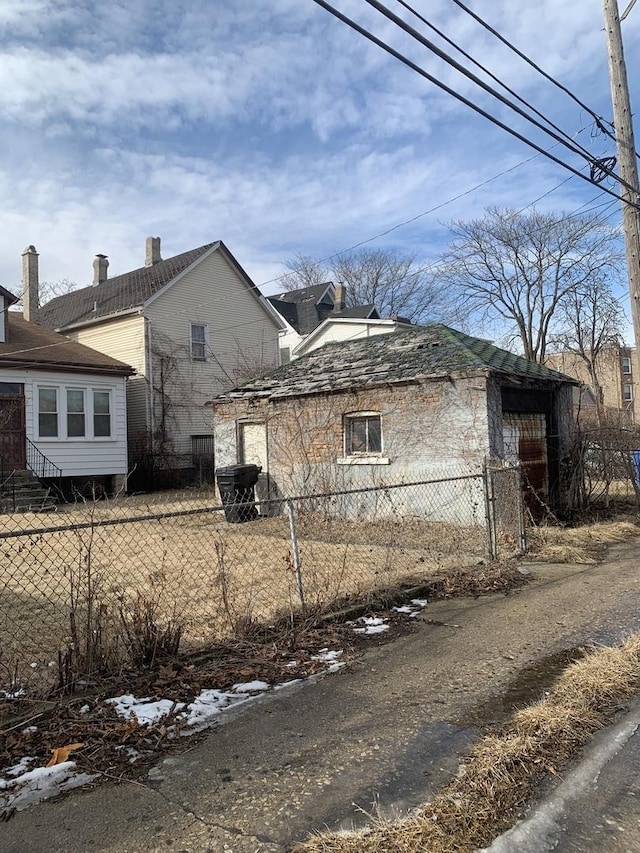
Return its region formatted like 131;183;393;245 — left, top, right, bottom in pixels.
190;323;207;362
345;413;382;456
66;389;85;437
38;388;58;437
280;347;291;365
93;391;111;437
623;384;633;402
622;356;632;375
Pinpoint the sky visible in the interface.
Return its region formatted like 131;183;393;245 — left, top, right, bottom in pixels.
1;0;639;318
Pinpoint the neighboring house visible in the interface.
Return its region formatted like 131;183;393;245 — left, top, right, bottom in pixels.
546;346;639;422
35;238;284;482
0;283;133;500
268;282;383;362
291;316;413;359
212;325;576;520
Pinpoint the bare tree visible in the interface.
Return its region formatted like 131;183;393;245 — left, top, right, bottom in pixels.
281;254;328;290
12;278;79;310
550;275;624;421
282;248;448;324
440;207;624;362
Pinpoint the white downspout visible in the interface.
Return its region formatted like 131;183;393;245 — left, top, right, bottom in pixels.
145;316;156;442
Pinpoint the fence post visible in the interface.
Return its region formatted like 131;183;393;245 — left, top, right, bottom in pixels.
514;463;527;555
285;499;305;610
482;461;497;562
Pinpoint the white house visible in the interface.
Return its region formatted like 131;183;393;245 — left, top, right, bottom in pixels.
0;281;133;502
267;282;384;362
35;238;285;486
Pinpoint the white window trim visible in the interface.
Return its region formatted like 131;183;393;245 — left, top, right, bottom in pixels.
66;387;86;438
623;383;634;402
38;386;59;439
92;388;113;439
36;383;116;442
337;456;390;465
342;411;387;462
190;321;209;362
622;357;632;375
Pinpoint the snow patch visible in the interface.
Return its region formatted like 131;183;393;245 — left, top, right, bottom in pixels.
354;617;390;635
106;694;185;726
0;761;98;812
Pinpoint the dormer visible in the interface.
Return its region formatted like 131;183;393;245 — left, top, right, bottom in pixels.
0;286;19;343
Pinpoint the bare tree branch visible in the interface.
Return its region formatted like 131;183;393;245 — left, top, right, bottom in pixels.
439;207;624;362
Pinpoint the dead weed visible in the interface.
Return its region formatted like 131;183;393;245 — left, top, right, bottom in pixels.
526;519;639;564
296;634;640;853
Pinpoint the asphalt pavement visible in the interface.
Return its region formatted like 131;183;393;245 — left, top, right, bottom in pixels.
4;540;640;853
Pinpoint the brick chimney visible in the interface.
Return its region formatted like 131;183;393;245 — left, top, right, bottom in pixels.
93;254;109;286
145;236;161;266
22;245;39;323
333;282;346;312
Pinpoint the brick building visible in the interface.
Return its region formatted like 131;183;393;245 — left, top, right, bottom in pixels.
212;325;576;517
546;346;638;423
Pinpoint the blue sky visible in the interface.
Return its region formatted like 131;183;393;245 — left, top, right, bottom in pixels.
1;0;639;316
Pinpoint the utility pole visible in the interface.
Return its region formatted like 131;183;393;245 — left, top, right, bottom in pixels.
602;0;640;354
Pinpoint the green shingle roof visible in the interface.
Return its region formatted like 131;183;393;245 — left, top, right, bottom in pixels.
218;324;575;401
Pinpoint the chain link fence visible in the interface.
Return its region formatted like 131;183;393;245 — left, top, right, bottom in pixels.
0;465;524;697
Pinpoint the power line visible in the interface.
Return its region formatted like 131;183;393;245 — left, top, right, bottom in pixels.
394;0;607;164
448;0;616;141
309;0;640;211
260;151;576;289
260;172;616;294
363;0;633;193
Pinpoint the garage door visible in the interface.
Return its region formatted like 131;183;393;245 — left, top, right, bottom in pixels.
503;412;548;517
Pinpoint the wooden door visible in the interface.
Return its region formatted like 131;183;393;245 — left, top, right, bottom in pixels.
503;412;548;517
0;386;26;470
239;422;269;507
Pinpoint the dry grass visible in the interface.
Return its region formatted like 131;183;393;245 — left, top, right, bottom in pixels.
296;634;640;853
0;498;488;693
526;519;639;564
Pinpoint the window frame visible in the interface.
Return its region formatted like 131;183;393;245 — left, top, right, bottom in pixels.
36;384;115;441
92;389;112;438
190;322;209;362
623;383;634;402
338;412;389;465
66;388;86;438
38;387;59;438
622;356;632;375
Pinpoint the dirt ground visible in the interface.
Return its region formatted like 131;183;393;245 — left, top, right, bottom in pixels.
3;536;640;852
0;497;487;694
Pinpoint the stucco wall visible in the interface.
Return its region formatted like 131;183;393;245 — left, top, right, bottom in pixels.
212;376;492;524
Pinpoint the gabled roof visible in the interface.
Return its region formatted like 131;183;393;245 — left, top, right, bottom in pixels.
39;243;217;330
268;283;379;336
0;285;19;306
216;324;576;402
0;312;134;375
273;282;334;305
293;315;409;357
37;241;285;332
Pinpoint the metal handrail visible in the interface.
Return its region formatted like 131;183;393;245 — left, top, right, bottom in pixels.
25;437;62;480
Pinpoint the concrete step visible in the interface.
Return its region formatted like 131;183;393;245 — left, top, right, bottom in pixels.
0;469;58;513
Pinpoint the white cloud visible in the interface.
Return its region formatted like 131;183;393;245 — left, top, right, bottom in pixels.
0;0;633;311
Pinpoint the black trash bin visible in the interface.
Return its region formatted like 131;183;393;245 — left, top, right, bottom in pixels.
215;464;262;523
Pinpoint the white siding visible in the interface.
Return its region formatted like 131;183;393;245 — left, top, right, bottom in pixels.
294;320;408;358
69;314;146;374
69;315;147;434
145;249;280;455
0;367;128;477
